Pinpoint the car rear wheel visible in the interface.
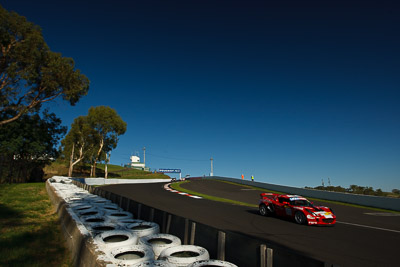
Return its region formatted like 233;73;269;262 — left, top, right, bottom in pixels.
259;204;274;216
259;204;268;216
294;211;307;225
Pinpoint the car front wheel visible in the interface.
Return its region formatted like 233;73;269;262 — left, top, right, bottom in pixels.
294;211;307;225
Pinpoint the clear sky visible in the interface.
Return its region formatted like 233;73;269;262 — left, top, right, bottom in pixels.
2;0;399;191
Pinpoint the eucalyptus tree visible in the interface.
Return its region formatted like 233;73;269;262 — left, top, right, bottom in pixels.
0;5;89;125
61;106;126;177
61;116;96;177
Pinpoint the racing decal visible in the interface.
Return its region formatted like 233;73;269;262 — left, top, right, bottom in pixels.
163;183;203;199
285;206;292;216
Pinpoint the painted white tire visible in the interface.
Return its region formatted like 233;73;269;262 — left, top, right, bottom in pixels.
188;260;238;267
94;230;138;248
87;222;120;235
158;245;210;267
139;234;182;259
89;198;111;205
130;260;178;267
107;245;155;265
97;204;123;213
107;211;134;221
117;219;145;227
70;203;92;211
126;222;160;238
81;215;109;226
76;207;103;218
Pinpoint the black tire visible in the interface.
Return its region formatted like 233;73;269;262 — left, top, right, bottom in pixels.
259;204;275;216
259;204;268;216
294;211;307;225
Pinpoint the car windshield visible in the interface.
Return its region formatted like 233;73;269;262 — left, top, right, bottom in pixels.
290;199;313;207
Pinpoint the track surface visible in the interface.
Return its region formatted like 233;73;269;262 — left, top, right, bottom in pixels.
102;179;400;267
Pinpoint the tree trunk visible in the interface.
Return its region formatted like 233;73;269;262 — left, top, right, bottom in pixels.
90;163;94;177
105;152;111;179
105;153;108;179
93;138;104;178
68;143;75;177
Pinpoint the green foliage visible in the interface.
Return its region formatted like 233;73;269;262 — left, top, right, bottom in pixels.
0;5;89;125
0;183;71;266
87;105;127;152
0;109;67;183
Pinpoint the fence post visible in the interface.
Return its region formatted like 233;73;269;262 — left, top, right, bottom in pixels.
137;204;142;220
217;231;226;261
260;244;273;267
184;218;189;244
149;208;154;222
190;222;196;245
166;214;172;234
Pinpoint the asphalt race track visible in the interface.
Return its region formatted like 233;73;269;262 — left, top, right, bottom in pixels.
101;179;400;267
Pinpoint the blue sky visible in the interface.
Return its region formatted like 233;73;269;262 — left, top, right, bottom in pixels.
3;0;399;191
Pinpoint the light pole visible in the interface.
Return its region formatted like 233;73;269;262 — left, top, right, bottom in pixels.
210;157;213;176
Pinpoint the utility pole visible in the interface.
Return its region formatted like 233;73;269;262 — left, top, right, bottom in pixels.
143;147;146;166
210;157;213;176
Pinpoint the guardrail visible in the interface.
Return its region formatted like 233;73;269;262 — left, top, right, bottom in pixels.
205;176;400;212
71;180;338;267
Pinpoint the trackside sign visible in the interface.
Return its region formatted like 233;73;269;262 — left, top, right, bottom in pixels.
158;169;181;173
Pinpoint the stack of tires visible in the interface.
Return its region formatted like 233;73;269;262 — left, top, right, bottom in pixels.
47;177;238;267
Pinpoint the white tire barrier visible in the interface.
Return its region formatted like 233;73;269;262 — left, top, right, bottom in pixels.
94;230;138;249
87;222;119;235
158;245;210;267
130;260;178;266
188;260;238;267
89;198;111;205
81;215;108;225
69;203;92;211
107;245;155;266
76;207;102;218
107;211;134;221
126;222;160;238
139;234;182;259
118;219;145;227
98;204;123;213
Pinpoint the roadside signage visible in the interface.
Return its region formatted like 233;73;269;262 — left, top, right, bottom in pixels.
158;168;181;173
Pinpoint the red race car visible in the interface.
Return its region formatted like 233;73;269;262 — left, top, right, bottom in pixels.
259;193;336;226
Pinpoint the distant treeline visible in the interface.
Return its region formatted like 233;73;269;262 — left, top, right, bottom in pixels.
305;185;400;198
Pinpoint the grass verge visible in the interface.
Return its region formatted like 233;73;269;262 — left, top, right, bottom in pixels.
0;183;71;267
170;181;258;208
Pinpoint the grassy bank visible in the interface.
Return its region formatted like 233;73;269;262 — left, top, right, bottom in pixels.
44;160;170;180
0;183;71;267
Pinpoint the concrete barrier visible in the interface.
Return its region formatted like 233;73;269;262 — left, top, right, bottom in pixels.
206;176;400;211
